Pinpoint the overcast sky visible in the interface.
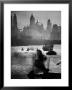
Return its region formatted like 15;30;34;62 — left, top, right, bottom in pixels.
12;11;61;29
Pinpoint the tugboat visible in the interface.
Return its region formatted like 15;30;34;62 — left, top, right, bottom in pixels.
42;44;53;51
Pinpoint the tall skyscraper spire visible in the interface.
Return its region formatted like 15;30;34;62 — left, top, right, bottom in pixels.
30;14;35;25
47;19;52;32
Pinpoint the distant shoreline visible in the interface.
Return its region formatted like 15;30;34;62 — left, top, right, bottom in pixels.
11;40;61;46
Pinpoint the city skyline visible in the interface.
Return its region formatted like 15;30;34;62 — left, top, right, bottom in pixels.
11;11;61;46
11;11;61;30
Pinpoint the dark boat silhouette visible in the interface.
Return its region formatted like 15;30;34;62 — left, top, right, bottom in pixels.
46;50;57;55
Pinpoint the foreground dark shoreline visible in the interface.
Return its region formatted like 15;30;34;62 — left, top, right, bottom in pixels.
11;71;61;79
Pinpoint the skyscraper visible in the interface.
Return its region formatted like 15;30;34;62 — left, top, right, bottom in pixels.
47;19;52;32
30;14;35;25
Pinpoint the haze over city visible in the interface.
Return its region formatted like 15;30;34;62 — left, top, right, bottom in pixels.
11;11;61;46
12;11;61;30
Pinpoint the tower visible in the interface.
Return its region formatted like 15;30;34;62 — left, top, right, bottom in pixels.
11;13;17;29
47;19;52;32
13;13;17;28
30;14;35;25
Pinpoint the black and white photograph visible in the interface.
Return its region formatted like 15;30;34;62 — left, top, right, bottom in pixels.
4;4;69;86
11;11;61;79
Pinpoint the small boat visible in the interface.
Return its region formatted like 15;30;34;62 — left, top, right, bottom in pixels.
21;48;24;51
42;44;53;51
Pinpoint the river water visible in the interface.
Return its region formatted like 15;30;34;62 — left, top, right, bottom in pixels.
11;44;61;55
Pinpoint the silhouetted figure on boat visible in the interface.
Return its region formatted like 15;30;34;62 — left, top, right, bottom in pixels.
34;49;48;73
28;49;49;79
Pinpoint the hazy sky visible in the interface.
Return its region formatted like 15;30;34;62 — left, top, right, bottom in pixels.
12;11;61;29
